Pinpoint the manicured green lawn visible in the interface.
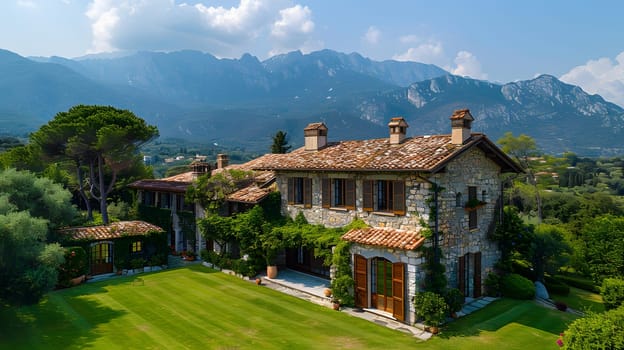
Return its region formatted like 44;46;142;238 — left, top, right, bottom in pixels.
551;286;604;313
0;265;577;349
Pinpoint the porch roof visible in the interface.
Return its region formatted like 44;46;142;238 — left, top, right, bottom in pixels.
59;220;164;241
341;227;426;250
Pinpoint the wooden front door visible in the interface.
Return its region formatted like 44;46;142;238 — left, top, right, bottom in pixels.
354;255;368;308
372;258;394;314
91;242;113;275
458;252;482;298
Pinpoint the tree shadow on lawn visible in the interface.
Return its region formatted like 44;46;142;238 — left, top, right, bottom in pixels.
0;279;132;350
436;298;577;340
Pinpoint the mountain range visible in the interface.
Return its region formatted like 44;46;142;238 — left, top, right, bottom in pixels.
2;48;623;156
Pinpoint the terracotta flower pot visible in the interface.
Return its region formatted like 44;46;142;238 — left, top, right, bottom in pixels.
255;278;262;285
323;288;332;297
266;265;278;279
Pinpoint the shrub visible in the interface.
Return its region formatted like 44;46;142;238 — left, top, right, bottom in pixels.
501;273;535;299
601;278;624;311
444;288;464;314
330;275;354;306
544;275;570;296
130;258;145;269
556;274;600;293
414;292;448;327
57;246;88;287
561;305;624;349
484;272;502;297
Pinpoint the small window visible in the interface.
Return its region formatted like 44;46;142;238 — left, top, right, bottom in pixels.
363;180;405;215
455;192;463;207
288;177;312;208
131;241;142;253
481;190;487;202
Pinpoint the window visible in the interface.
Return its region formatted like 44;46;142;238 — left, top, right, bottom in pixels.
322;178;355;209
142;191;155;206
363;180;405;215
481;190;487;202
455;192;463;207
131;241;142;253
160;193;171;209
288;177;312;208
468;186;478;229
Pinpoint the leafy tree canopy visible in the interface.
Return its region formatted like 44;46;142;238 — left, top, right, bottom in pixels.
30;105;158;224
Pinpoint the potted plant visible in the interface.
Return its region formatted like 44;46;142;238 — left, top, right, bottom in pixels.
414;291;448;334
444;288;464;318
114;259;126;275
130;257;145;273
261;229;284;279
330;275;354;308
182;250;196;261
464;198;486;211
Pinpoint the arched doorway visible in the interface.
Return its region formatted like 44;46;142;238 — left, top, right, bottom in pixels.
90;242;113;275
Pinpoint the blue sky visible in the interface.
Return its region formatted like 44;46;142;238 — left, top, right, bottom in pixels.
1;0;623;106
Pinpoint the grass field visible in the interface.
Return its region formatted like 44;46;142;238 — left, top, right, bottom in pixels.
551;286;604;313
0;265;578;349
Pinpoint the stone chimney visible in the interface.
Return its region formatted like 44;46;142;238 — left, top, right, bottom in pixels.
304;122;328;151
217;154;229;169
450;109;474;145
190;159;211;179
388;117;409;144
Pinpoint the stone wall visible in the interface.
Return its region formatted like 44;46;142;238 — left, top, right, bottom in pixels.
275;145;503;298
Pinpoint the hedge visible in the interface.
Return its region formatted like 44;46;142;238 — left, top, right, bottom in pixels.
556;274;600;293
561;305;624;349
501;273;535;299
601;278;624;311
544;275;570;296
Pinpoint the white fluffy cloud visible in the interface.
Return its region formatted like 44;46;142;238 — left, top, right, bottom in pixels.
560;52;624;107
393;42;444;64
269;4;319;55
450;51;488;80
393;39;488;80
84;0;316;58
363;26;381;45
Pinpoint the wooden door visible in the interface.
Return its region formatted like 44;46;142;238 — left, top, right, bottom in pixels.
354;255;368;308
91;242;113;275
392;262;405;321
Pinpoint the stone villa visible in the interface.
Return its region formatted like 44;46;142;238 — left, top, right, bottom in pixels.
248;109;522;323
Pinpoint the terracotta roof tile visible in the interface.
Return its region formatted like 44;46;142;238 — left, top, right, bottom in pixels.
342;227;426;250
60;221;164;241
227;185;272;204
248;134;483;172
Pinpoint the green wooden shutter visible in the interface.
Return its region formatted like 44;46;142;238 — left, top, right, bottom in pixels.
363;180;373;212
392;181;405;215
303;178;312;208
321;178;331;208
345;179;356;210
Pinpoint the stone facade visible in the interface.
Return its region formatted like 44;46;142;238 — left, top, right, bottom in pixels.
275;145;504;324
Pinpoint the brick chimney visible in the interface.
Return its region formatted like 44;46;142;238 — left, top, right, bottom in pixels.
388;117;408;144
304;122;328;151
450;109;474;145
217;154;229;169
